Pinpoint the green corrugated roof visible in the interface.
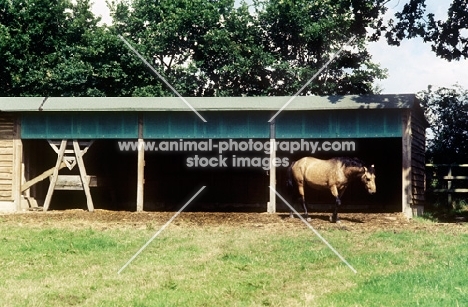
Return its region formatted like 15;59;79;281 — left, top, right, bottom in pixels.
0;94;417;112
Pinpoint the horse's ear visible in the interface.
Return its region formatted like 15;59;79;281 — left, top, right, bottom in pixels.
363;166;367;172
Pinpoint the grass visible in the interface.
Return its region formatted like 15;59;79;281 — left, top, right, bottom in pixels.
0;220;467;306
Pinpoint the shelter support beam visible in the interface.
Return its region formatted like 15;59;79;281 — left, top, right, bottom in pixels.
13;139;22;211
402;111;413;218
268;119;276;213
136;114;144;212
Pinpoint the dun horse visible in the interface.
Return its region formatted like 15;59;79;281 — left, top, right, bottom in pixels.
287;157;376;223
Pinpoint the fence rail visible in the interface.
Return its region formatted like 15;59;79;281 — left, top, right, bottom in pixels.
426;164;468;205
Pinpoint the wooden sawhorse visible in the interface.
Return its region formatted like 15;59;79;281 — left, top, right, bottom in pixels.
43;140;95;212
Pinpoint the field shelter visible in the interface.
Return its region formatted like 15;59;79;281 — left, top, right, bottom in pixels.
0;95;428;217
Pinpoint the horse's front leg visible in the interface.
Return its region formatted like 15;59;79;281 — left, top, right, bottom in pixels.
302;195;310;221
331;199;340;223
330;186;341;223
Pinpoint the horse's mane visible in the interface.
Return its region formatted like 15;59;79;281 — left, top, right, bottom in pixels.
335;157;375;174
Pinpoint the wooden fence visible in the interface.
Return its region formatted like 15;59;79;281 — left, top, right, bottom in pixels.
426;164;468;206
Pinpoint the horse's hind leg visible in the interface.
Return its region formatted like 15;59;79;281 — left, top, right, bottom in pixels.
290;181;308;220
290;195;309;221
289;194;306;219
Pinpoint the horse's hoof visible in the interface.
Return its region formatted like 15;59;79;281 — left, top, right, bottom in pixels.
306;217;312;222
329;216;340;223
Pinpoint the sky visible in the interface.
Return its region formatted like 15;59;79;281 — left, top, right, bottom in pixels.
367;0;468;94
91;0;468;95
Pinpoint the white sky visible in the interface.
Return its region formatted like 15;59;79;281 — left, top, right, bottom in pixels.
368;0;468;94
91;0;468;95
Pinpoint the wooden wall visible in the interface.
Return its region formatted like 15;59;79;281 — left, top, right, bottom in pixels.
0;113;16;201
411;111;427;207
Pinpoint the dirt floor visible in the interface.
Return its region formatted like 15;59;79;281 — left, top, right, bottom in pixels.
1;209;468;233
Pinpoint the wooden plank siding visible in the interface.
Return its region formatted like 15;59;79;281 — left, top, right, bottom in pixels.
411;110;427;207
0;113;16;201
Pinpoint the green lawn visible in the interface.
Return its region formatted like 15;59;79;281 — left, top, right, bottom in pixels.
0;217;467;306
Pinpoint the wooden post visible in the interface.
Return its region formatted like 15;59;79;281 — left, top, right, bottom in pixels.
73;140;94;212
43;140;67;211
447;166;452;207
402;111;413;218
267;119;276;213
136;114;144;212
13;138;22;211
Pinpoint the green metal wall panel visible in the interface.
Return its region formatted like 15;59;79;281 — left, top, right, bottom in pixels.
303;112;334;137
144;112;270;139
276;110;402;138
21;110;403;140
21;112;138;139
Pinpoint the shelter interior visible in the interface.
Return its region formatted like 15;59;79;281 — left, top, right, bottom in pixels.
23;137;402;213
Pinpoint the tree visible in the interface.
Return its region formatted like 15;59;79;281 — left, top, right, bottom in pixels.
0;0;71;96
418;85;468;163
192;2;278;96
110;0;234;96
111;0;388;96
0;0;148;96
256;0;388;95
385;0;468;61
1;0;390;97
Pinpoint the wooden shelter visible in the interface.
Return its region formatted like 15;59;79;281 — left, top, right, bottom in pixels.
0;95;428;217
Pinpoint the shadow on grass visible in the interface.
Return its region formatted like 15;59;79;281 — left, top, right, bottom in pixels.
278;213;365;224
418;208;468;224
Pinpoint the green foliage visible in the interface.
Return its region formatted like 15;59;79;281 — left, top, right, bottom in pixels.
255;0;388;95
0;0;154;96
386;0;468;61
1;0;389;97
419;85;468;217
418;85;468;163
111;0;388;96
4;0;468;97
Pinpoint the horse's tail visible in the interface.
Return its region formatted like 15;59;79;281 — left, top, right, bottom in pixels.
286;161;296;192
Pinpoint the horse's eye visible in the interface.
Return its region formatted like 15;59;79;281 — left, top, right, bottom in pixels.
366;178;371;182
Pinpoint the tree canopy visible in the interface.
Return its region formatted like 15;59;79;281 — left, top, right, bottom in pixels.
1;0;467;97
1;0;391;97
418;85;468;163
385;0;468;61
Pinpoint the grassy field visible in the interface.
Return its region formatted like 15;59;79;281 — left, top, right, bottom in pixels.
0;215;467;306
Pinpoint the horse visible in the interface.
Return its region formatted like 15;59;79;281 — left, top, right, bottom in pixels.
287;157;376;223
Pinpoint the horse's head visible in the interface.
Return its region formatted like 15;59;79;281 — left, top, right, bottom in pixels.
361;164;376;194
